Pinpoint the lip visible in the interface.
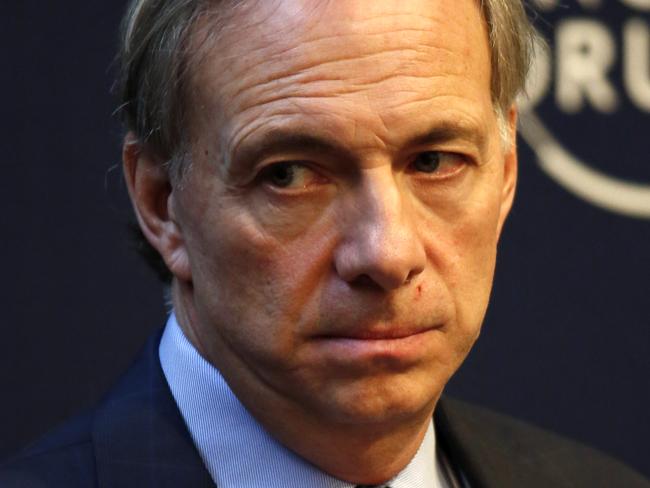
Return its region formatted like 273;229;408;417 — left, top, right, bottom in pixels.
315;324;441;341
316;324;442;341
309;326;441;364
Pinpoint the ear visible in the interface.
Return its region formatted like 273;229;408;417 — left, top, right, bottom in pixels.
496;105;518;238
122;133;192;282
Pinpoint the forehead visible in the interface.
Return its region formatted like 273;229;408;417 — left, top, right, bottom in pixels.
189;0;491;152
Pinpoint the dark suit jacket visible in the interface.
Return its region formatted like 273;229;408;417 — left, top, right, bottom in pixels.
1;332;648;487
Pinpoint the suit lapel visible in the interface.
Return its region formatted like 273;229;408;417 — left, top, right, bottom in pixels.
91;332;215;488
435;397;558;488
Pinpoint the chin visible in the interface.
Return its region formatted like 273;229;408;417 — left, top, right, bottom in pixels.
314;371;445;426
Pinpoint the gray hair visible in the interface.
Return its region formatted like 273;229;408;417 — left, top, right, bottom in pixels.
117;0;536;281
480;0;536;122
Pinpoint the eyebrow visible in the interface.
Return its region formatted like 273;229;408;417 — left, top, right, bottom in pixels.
405;121;487;151
229;120;487;168
232;131;349;169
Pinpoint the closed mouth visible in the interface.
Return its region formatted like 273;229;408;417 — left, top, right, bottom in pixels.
315;325;439;341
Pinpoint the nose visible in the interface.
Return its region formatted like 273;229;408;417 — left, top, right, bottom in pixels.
334;169;426;291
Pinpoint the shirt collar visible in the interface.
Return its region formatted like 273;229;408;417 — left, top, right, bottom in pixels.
159;312;447;488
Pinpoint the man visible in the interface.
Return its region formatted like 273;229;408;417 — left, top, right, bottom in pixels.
1;0;648;486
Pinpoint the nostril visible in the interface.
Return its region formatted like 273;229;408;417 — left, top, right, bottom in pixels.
348;268;421;291
350;274;382;289
404;268;421;285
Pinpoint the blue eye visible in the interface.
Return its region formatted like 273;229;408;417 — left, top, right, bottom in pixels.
413;152;441;173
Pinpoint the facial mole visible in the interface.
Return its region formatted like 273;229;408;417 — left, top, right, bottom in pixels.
416;284;423;299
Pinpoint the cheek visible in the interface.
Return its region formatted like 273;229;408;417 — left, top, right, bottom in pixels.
451;204;500;335
422;180;502;340
186;201;338;354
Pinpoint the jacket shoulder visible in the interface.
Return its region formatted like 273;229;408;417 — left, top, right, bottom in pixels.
0;331;213;488
437;397;650;487
0;410;97;487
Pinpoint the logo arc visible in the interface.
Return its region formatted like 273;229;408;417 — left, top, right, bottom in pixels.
519;111;650;220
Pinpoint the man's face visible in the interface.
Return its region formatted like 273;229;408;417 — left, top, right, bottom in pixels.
170;0;516;426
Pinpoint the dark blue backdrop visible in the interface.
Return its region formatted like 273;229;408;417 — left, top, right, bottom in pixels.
1;0;648;478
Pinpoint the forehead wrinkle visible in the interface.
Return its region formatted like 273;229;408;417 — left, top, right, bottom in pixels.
227;67;485;132
224;104;397;165
215;21;486;121
222;43;472;121
229;72;453;119
221;78;493;162
220;36;459;106
223;109;343;169
223;95;489;173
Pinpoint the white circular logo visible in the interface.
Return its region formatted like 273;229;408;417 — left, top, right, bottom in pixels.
519;1;650;219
